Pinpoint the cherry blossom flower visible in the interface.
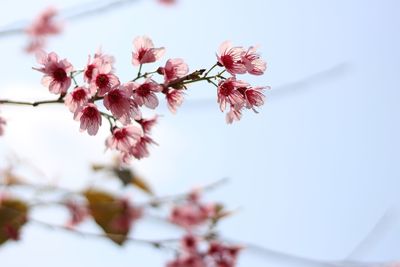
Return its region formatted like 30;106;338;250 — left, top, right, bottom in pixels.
25;7;62;53
132;36;165;66
129;135;157;160
217;77;248;112
89;65;120;97
207;242;242;267
103;88;132;122
167;235;242;267
165;88;184;113
26;7;62;37
33;51;73;94
181;235;199;254
217;41;246;75
25;38;46;54
74;103;102;136
166;255;205;267
241;46;267;75
170;196;216;229
0;116;6;136
225;105;242;124
240;86;268;111
64;86;90;112
160;58;189;83
131;79;162;109
110;199;142;232
106;125;143;153
159;0;177;5
137;116;158;134
65;200;88;228
84;50;115;83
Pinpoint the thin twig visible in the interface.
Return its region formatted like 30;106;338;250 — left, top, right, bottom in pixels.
0;99;63;107
143;177;229;207
30;218;178;251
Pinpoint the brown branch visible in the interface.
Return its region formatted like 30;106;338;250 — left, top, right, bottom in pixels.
0;98;64;107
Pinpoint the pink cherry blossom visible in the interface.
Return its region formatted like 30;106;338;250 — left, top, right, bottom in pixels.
64;86;90;112
25;38;46;54
89;65;120;97
166;88;184;113
241;86;268;111
241;46;267;75
65;200;88;228
106;125;143;153
74;103;102;136
26;7;62;37
138;116;158;134
225;105;242;124
166;255;206;267
131;79;162;109
132;36;165;66
159;0;177;5
217;41;246;75
84;50;115;83
25;7;62;53
170;201;216;229
181;235;199;254
160;58;189;83
103;88;132;122
110;199;142;232
34;51;73;94
207;242;242;267
0;116;6;136
217;77;248;112
129;135;157;160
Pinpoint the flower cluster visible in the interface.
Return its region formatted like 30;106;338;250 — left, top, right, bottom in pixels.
169;190;217;229
0;162;240;266
167;190;242;267
31;36;267;161
217;41;268;123
167;235;242;267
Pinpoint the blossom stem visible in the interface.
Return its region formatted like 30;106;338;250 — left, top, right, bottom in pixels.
217;69;226;79
99;111;115;132
136;64;143;79
204;63;219;77
132;71;157;82
180;75;218;87
71;76;79;87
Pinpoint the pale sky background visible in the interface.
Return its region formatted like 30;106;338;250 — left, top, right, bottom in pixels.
0;0;399;266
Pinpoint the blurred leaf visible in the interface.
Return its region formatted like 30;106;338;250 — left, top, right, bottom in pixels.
211;204;235;227
0;199;28;246
91;164;107;172
2;171;25;186
84;190;129;245
112;167;153;195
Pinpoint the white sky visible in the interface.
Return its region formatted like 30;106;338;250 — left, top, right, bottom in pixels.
0;0;399;266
